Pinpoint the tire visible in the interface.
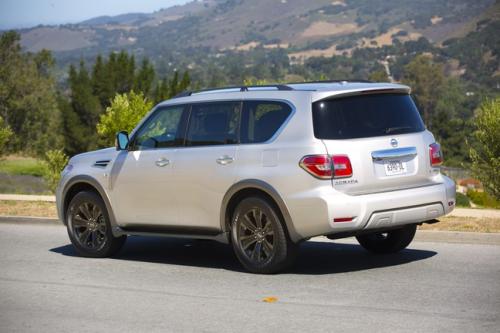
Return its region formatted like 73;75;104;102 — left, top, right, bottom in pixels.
356;224;417;254
230;197;298;274
66;191;126;258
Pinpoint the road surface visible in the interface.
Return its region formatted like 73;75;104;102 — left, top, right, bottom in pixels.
0;222;499;332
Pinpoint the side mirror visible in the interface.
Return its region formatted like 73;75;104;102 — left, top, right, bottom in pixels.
115;131;129;151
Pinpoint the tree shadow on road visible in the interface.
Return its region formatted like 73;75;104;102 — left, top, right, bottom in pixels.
50;236;437;275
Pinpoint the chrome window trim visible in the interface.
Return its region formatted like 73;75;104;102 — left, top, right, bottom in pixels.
129;98;297;150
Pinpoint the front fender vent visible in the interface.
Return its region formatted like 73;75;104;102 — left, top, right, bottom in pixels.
93;160;111;168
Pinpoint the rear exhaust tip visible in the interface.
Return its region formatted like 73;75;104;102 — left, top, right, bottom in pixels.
421;219;439;225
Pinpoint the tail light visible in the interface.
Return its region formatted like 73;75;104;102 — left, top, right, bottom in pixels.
429;143;443;166
299;155;352;179
332;155;353;178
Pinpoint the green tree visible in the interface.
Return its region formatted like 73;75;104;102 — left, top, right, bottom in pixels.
431;78;474;166
91;54;113;107
469;98;500;199
0;115;13;155
0;31;62;156
153;78;170;104
368;69;389;82
68;60;102;152
402;55;444;126
97;91;153;146
58;95;88;156
179;71;191;92
135;58;155;96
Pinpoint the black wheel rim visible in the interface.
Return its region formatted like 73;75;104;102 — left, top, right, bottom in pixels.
69;202;107;251
237;208;275;263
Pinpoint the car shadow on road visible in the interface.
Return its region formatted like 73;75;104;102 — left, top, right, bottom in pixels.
50;236;437;275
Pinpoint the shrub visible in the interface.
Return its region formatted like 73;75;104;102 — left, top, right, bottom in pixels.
469;98;500;200
42;150;69;193
455;192;471;207
0;116;13;156
97;91;153;147
467;190;500;209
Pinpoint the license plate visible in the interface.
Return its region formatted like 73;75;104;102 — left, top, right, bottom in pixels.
384;160;407;176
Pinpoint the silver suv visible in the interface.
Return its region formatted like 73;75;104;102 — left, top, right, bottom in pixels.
56;81;456;273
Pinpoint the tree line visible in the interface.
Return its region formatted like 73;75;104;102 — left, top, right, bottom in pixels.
0;31;190;157
0;30;498;198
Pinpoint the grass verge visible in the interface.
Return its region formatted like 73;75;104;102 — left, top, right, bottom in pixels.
0;156;45;177
419;216;500;233
0;200;57;218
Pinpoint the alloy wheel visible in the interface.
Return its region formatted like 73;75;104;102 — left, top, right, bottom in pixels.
237;208;275;263
69;202;107;251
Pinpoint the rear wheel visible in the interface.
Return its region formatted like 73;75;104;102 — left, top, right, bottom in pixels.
356;224;417;254
231;197;298;274
66;191;126;258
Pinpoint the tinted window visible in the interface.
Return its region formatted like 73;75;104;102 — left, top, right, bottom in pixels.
133;105;186;150
240;101;292;144
312;94;425;139
185;102;240;146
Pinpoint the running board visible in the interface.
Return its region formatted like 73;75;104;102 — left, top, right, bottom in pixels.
113;225;229;244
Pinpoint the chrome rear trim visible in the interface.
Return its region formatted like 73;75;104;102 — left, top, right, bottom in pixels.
371;147;417;161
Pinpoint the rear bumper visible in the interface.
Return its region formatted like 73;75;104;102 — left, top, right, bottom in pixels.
287;175;456;240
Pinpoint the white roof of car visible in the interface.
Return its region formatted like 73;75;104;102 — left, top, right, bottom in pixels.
160;81;411;106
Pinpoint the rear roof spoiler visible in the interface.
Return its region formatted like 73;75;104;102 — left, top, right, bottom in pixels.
312;86;411;103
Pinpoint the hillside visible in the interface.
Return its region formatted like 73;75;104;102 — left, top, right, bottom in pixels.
18;0;495;53
13;0;500;89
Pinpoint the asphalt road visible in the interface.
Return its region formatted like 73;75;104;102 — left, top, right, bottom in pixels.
1;222;499;333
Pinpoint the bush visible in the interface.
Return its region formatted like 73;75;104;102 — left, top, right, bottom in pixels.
0;116;13;156
469;98;500;200
455;192;471;207
42;150;69;193
467;190;500;209
97;91;153;147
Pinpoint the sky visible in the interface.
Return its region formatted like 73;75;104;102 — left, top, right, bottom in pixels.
0;0;192;29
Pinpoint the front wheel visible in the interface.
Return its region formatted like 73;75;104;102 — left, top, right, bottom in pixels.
231;197;298;274
356;224;417;254
66;191;126;258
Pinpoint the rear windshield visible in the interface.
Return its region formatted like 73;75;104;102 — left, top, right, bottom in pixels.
312;93;425;139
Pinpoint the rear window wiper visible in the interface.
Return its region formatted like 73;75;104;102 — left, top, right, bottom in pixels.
385;126;412;134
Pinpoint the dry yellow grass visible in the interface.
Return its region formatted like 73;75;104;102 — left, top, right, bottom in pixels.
301;21;359;38
289;45;348;62
0;200;57;218
360;27;421;48
419;216;500;233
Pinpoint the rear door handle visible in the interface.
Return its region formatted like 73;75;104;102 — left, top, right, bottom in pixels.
216;156;234;165
155;158;170;167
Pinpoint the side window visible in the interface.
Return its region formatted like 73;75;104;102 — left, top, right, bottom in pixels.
240;101;292;144
185;102;240;146
133;105;186;150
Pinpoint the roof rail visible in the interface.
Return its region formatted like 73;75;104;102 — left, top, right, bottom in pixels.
172;84;293;98
288;79;372;84
171;80;376;99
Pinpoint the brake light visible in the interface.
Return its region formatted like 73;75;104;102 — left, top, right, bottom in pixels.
332;155;353;178
429;143;443;166
299;155;352;179
299;155;332;179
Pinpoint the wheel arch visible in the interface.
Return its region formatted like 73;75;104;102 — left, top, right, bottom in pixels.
220;179;302;243
61;175;120;236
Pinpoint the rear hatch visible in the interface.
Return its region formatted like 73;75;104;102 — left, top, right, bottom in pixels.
312;92;437;195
